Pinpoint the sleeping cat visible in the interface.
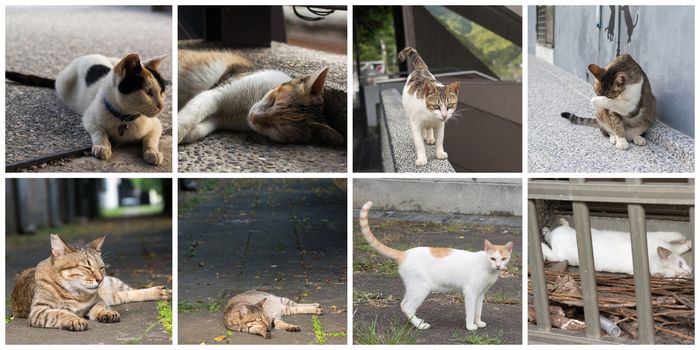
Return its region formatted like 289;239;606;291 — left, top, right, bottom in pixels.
10;234;170;331
177;49;344;145
359;201;513;331
6;53;168;164
223;290;323;338
561;54;656;150
541;218;692;277
399;47;460;166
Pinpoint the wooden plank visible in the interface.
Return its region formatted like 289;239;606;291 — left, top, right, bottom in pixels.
529;181;693;205
528;200;551;331
572;200;601;339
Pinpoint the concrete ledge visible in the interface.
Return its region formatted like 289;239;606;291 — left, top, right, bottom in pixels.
379;89;455;173
353;178;521;216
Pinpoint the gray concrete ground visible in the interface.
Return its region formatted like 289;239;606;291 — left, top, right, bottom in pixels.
380;89;455;173
177;41;347;173
353;211;522;345
528;56;694;173
5;217;172;344
5;6;172;172
178;179;347;344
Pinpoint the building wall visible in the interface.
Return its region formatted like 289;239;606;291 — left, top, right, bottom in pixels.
549;5;694;137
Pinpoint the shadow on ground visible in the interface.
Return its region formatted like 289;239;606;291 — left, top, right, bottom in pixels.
178;179;347;344
352;212;522;345
5;217;173;344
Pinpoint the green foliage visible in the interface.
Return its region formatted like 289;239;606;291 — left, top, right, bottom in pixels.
451;331;503;344
354;6;399;74
157;300;173;337
312;315;327;344
354;317;419;345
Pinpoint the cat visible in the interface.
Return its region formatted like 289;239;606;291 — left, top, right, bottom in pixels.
177;49;344;145
560;54;656;150
223;290;323;339
10;234;170;331
398;47;460;166
359;201;513;331
6;53;168;165
541;218;692;278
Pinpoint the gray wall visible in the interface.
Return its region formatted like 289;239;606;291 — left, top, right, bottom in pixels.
549;6;694;137
354;178;522;216
527;6;536;55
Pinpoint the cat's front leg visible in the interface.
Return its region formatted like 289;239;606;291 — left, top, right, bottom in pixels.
142;125;164;165
409;122;428;166
423;127;436;145
274;318;301;332
463;290;478;331
177;89;222;144
475;293;486;328
607;112;629;150
29;306;88;331
88;301;120;323
591;96;636;116
89;128;112;160
434;123;448;159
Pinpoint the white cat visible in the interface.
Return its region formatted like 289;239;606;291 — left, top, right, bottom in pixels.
359;201;513;331
541;218;692;277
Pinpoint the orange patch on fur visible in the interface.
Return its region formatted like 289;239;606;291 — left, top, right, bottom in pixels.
429;247;452;258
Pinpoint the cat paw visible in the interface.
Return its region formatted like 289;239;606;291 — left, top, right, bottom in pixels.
590;96;608;109
615;138;630;150
424;137;436;145
436;151;448;159
286;325;301;332
92;145;112;160
633;135;647;146
150;285;171;300
466;323;478;331
415;156;428;166
96;309;121;323
62;317;89;331
476;320;487;328
143;150;164;165
609;135;617;144
314;304;324;315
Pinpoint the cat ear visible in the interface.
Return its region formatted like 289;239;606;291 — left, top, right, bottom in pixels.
239;305;249;316
115;53;142;76
50;234;71;257
256;298;267;308
311;122;345;145
305;67;329;95
657;246;672;261
588;64;606;80
504;242;514;253
484;239;494;251
614;72;627;85
447;81;461;94
423;82;435;95
143;54;168;70
87;236;106;252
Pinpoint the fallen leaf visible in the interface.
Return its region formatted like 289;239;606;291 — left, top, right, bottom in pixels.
214;335;226;342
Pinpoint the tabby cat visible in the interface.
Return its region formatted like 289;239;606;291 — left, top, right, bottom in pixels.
223;290;323;339
10;234;170;331
399;47;460;166
177;50;344;145
359;201;513;330
561;54;656;150
6;53;168;164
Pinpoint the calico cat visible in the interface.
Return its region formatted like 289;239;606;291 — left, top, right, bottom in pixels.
177;50;344;145
10;234;170;331
561;54;656;150
359;201;513;331
398;47;460;166
223;290;323;339
6;53;168;164
541;218;692;277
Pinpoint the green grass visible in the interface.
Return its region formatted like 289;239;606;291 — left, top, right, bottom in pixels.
353;259;399;277
326;331;347;337
157;300;172;337
354;318;419;345
451;331;503;344
6;315;13;324
485;291;521;305
505;252;521;275
100;204;164;218
312;315;327;345
178;298;223;313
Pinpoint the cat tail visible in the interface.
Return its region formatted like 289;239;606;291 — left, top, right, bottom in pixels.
398;47;428;71
560;112;598;127
359;201;406;261
6;71;55;89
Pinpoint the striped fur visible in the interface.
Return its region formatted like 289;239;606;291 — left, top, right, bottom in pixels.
224;290;323;338
10;234;170;331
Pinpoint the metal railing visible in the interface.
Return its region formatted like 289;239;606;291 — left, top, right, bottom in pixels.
528;178;694;344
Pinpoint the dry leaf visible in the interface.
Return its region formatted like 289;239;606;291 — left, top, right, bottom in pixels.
214;335;226;342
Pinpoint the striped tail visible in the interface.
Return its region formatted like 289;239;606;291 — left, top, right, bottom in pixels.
6;71;55;89
359;201;405;261
398;47;428;71
560;112;598;127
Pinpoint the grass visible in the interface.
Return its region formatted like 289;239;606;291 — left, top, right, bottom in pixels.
178;298;223;313
157;300;172;337
505;252;521;275
354;317;419;345
6;315;13;324
353;258;399;278
100;204;164;218
312;315;326;345
484;291;521;305
451;331;503;344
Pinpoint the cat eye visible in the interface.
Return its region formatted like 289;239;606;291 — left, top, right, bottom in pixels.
490;257;496;261
501;258;507;261
447;103;455;108
431;105;440;110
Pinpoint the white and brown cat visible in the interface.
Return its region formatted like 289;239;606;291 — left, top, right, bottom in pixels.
6;54;168;165
359;201;513;331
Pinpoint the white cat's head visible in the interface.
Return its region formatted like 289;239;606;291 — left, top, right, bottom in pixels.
484;239;514;270
655;246;692;278
113;53;167;118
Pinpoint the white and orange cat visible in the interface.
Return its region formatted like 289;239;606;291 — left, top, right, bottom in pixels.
359;201;513;331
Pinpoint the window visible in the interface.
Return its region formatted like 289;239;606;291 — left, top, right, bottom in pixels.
536;6;554;48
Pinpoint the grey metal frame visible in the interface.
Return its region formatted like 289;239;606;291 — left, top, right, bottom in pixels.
528;178;694;344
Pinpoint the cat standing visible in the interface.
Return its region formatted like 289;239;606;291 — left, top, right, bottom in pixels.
6;53;168;164
359;201;513;331
561;54;656;150
10;234;170;331
398;47;460;166
177;50;344;145
223;290;323;338
541;218;692;277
